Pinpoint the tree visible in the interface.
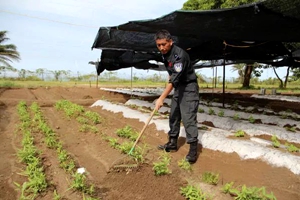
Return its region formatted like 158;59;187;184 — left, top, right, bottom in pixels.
36;68;46;81
0;31;21;70
290;68;300;81
51;70;69;81
182;0;260;10
231;64;245;84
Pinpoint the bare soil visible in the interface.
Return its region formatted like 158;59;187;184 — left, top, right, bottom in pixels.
0;86;299;200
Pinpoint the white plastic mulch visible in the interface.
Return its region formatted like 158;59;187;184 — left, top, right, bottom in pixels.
91;99;300;175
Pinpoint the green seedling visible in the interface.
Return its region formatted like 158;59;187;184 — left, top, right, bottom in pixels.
180;184;210;200
153;152;171;176
79;124;90;133
285;143;299;152
84;111;102;124
231;101;239;110
234;130;245;137
271;135;280;148
201;171;219;185
221;182;235;194
53;190;61;200
285;126;296;132
89;126;99;134
208;108;215;115
107;137;119;149
70;173;87;192
233;113;240;120
58;149;69;164
116;126;138;141
178;158;192;171
233;185;277;200
198;108;205;113
218;110;224;117
248;115;255;123
118;141;134;154
45;136;58;149
77;116;89;124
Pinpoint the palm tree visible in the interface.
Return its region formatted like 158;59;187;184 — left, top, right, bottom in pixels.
231;64;245;84
0;31;21;68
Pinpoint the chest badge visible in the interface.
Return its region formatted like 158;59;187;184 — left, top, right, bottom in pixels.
168;62;172;67
174;62;182;72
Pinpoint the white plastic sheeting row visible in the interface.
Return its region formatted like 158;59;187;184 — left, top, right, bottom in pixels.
91;99;300;175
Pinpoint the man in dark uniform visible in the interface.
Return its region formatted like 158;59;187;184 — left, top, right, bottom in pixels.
154;30;199;163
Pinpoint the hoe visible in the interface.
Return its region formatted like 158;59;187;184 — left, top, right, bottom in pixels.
111;109;156;171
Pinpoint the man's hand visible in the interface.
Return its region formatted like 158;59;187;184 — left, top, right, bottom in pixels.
155;98;164;111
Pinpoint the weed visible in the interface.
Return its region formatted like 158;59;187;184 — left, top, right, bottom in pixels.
234;130;245;137
178;158;192;171
201;171;219;185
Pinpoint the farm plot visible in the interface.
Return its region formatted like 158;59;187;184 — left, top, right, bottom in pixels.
0;87;300;200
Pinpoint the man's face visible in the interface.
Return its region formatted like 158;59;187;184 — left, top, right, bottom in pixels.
155;38;173;55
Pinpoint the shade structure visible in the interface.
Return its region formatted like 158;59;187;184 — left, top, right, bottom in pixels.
92;0;300;74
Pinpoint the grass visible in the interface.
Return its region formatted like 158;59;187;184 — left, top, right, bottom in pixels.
1;79;300;93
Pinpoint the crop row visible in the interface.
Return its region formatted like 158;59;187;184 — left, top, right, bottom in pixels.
54;100;278;200
16;101;101;200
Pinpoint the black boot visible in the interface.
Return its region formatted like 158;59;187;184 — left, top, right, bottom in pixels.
185;141;198;164
157;137;178;152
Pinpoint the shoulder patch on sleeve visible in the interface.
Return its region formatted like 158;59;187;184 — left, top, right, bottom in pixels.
174;62;182;72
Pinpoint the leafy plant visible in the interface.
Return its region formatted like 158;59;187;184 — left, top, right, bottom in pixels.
235;185;276;200
285;126;296;132
178;158;192;171
53;190;61;200
218;110;224;117
77;116;89;124
233;113;240;120
234;130;245;137
221;182;235;194
201;171;219;185
248;115;255;123
208;108;215;115
180;184;210;200
153;152;171;176
84;111;102;124
107;137;119;149
116;126;138;141
198;108;205;113
285;143;299;152
271;135;280;148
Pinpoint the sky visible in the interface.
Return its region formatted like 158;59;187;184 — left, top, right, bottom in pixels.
0;0;288;80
